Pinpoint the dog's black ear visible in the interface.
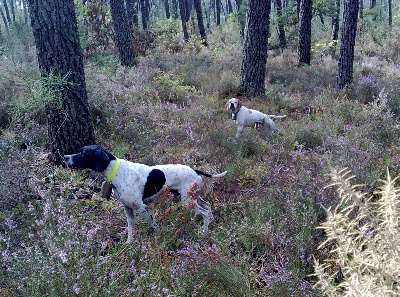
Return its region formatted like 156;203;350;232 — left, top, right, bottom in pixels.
93;151;110;171
87;146;114;172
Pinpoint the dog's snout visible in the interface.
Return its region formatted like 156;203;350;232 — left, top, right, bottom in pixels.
64;155;72;165
229;103;235;110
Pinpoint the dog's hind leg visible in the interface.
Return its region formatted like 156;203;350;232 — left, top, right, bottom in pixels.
194;197;214;232
136;205;159;232
263;117;279;137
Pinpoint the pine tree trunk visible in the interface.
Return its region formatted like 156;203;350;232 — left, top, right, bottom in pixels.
164;0;170;18
216;0;221;25
239;0;271;96
110;0;136;66
126;0;139;28
9;0;15;22
194;0;207;45
0;6;9;31
336;0;359;89
226;0;233;13
331;0;340;41
179;0;189;41
27;0;95;164
2;0;11;23
298;0;312;66
276;0;286;48
140;0;149;29
171;0;179;19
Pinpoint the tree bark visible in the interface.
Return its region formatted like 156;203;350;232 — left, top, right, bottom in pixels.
216;0;221;25
2;0;11;23
194;0;207;45
226;0;233;13
276;0;286;48
9;0;15;22
110;0;136;66
336;0;359;89
125;0;139;28
27;0;95;164
178;0;189;41
164;0;170;18
298;0;312;66
370;0;375;9
331;0;340;40
171;0;179;18
239;0;272;96
140;0;150;29
0;6;9;31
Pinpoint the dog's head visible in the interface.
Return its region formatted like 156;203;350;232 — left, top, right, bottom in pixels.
226;98;242;113
64;145;116;172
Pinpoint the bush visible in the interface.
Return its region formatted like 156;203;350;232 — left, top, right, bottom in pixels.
314;168;400;296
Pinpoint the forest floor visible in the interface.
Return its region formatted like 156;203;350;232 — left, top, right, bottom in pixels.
1;20;400;296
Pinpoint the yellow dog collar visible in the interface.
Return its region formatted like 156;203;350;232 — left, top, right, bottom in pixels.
107;158;121;183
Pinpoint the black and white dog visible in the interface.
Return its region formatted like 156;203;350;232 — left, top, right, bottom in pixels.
64;145;227;242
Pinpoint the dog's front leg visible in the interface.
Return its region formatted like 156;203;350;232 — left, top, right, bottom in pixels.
235;125;244;138
124;206;136;243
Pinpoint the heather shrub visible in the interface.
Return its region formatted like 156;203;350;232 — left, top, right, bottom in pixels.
314;168;400;296
354;73;380;104
155;72;197;104
294;127;324;150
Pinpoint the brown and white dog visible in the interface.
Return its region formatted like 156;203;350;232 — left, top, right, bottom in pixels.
226;98;286;138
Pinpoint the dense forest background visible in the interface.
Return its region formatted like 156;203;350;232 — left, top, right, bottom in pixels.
1;0;400;296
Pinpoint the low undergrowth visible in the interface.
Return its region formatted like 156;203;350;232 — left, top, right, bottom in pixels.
1;19;400;297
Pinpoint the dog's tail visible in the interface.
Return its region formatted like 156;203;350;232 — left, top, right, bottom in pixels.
268;115;286;120
195;170;227;178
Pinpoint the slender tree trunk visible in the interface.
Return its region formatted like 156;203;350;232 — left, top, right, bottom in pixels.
298;0;312;66
319;12;324;24
193;0;207;45
179;0;189;41
204;2;210;29
27;0;95;164
332;0;340;40
22;0;29;24
184;0;190;22
336;0;359;89
388;0;392;26
140;0;149;29
126;0;139;28
164;0;170;18
226;0;233;13
239;0;272;96
370;0;375;9
276;0;286;48
359;0;363;19
2;0;11;23
236;0;245;38
110;0;136;66
9;0;15;22
0;6;9;31
216;0;221;25
171;0;179;18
